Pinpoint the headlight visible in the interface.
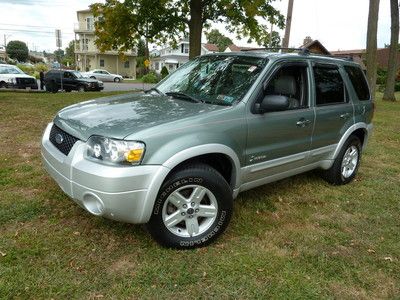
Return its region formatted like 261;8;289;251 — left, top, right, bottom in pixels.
86;136;145;165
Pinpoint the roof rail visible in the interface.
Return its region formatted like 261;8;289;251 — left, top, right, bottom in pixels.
241;47;310;55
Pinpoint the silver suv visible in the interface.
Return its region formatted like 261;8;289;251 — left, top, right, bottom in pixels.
41;51;373;249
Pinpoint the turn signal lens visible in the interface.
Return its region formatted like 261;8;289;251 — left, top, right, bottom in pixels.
125;149;144;162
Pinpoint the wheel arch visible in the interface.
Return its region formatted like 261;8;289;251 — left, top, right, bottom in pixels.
331;122;372;160
139;144;241;223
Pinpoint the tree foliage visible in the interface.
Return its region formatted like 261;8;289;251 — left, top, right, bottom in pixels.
91;0;284;59
205;29;233;51
6;40;29;62
161;66;169;78
137;38;147;57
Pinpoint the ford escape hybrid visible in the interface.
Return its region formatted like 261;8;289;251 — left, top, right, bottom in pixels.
41;50;373;249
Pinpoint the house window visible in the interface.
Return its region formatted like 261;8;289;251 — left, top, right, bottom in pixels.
82;39;89;51
86;17;94;30
155;62;160;70
124;60;130;68
100;59;104;67
168;64;173;70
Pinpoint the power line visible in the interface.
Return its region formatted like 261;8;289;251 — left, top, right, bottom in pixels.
0;23;73;31
0;28;74;35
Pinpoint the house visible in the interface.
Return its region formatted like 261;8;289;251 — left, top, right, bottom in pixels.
74;9;137;78
331;48;398;71
0;46;6;62
150;39;218;74
224;44;262;52
300;37;331;55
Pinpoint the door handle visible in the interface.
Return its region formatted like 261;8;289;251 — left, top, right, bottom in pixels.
296;118;311;127
340;113;351;119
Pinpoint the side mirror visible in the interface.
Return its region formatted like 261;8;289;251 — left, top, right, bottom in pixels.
255;95;290;114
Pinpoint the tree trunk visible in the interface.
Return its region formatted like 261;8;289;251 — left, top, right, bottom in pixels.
383;0;399;101
189;0;203;59
366;0;380;99
282;0;294;49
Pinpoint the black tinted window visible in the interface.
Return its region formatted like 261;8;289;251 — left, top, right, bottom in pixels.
344;66;370;101
313;66;345;105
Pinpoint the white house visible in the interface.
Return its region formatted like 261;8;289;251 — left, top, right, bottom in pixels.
150;39;219;74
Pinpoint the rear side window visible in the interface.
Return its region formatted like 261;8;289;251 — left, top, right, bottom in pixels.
313;66;345;105
344;66;370;101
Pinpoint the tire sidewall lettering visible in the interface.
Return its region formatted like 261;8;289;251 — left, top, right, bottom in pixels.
153;177;204;215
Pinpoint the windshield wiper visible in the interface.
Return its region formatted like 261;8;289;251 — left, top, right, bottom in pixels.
145;87;164;95
165;91;203;103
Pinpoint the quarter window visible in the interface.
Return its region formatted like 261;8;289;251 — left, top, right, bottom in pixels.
344;66;370;101
313;66;345;105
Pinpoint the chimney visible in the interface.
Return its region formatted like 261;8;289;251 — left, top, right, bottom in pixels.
303;36;313;45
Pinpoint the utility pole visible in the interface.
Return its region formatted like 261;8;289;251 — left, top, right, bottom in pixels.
282;0;294;49
3;34;11;61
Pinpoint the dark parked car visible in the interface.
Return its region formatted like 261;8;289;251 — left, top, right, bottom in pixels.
44;70;104;93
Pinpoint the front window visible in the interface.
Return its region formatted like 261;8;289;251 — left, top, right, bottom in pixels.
156;55;267;106
72;71;83;78
0;65;24;74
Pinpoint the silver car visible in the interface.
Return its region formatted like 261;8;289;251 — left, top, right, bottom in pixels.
85;69;123;82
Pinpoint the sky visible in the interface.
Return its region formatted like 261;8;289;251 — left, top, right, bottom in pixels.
0;0;392;53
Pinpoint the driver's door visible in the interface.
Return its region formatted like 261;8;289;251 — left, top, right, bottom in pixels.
244;61;315;182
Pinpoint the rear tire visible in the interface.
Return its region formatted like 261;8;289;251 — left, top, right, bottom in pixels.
321;135;362;185
147;163;233;249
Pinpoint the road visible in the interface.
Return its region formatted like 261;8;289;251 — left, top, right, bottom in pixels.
35;79;156;92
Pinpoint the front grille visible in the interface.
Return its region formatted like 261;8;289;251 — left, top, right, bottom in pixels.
49;125;79;156
16;77;36;85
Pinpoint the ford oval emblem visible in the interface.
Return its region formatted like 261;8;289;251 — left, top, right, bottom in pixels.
55;133;64;144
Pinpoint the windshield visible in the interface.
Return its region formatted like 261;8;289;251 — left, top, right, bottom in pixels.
156;55;267;106
72;71;83;78
0;65;24;75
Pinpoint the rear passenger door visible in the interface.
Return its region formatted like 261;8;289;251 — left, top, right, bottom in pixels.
310;64;354;160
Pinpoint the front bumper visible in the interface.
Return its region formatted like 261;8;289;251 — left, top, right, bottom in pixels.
41;123;169;223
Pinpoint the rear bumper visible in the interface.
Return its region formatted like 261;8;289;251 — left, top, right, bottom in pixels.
41;123;169;223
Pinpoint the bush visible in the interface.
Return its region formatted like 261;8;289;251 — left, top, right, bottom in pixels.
17;64;35;76
161;66;169;78
395;82;400;92
142;71;160;83
35;63;49;73
376;68;387;85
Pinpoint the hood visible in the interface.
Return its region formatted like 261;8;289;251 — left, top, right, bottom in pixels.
54;92;228;141
77;78;100;83
0;73;35;79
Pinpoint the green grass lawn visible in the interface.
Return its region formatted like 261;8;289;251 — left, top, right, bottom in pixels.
0;91;399;299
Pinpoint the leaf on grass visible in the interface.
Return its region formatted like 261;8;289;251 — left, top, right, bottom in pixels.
0;250;6;257
367;249;375;254
384;256;393;262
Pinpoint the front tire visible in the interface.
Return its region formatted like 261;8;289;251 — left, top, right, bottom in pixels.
321;135;362;185
114;77;121;83
147;163;233;249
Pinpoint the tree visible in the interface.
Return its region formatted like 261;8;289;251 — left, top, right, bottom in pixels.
54;49;64;63
282;0;294;48
366;0;380;98
6;40;29;62
91;0;284;59
137;38;147;57
205;29;233;51
268;31;281;48
63;40;75;66
161;66;169;78
383;0;399;101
